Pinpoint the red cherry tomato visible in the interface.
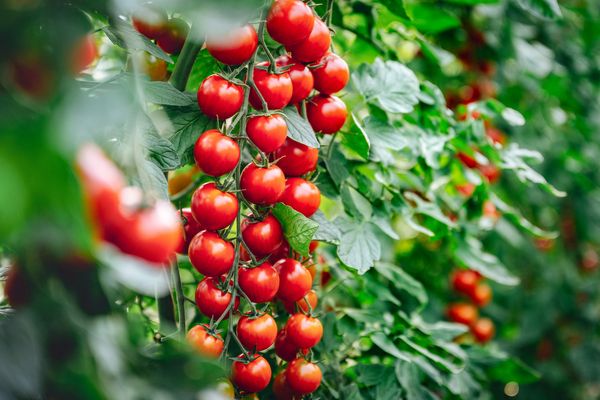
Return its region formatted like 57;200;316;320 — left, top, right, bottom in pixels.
309;241;319;253
231;354;272;393
241;215;284;257
133;51;168;81
485;126;507;145
132;6;168;40
273;372;300;400
191;183;238;230
450;269;481;295
285;358;322;395
186;324;224;358
483;200;500;220
276;55;314;103
471;318;495;343
239;262;280;303
156;18;189;54
240;163;285;205
267;0;315;47
276;258;312;302
188;231;234;277
469;283;492;307
280;178;321;217
287;18;331;63
268;240;290;264
195;277;238;319
447;303;478;326
207;25;258;65
285;314;322;349
284;289;318;314
237;313;278;351
275;328;305;361
247;114;288;153
457;152;478;168
478;163;501;184
456;182;475;198
197;75;244;120
249;66;293;110
272;138;319;177
311;53;349;95
306;94;347;134
71;34;97;74
194;130;240;177
176;207;203;254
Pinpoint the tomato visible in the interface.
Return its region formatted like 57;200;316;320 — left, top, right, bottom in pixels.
287;18;331;63
71;34;97;74
485;126;506;145
194;130;240;177
214;379;235;399
247;114;288;153
207;25;258;65
240;163;285;205
456;182;475;198
239;262;280;303
285;359;322;395
156;18;189;54
285;314;322;349
188;231;234;277
457;151;478;169
231;354;272;393
241;215;284;257
471;318;495;343
186;324;224;358
306;94;347;134
269;240;290;264
132;6;168;40
195;277;238;318
191;183;238;230
311;53;349;95
284;289;318;314
3;266;31;308
450;269;481;295
267;0;315;47
280;178;321;217
7;53;55;99
478;163;501;184
447;303;478;326
237;313;278;351
275;329;304;361
168;165;199;195
469;283;492;307
309;241;319;253
249;66;293;110
276;55;314;103
275;259;313;302
197;75;244;120
176;208;203;254
272;138;319;177
273;372;300;400
133;51;168;81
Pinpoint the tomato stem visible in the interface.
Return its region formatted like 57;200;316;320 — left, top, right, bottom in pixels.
171;258;186;339
169;25;202;91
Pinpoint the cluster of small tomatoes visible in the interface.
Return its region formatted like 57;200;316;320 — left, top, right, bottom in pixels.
447;269;495;344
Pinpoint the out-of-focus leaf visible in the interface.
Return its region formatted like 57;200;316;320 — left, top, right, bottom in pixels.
404;4;460;34
145;131;180;171
404;192;457;228
372;332;411;361
491;194;558;238
311;210;341;244
342;113;371;160
375;263;427;305
272;203;319;256
515;0;562;20
142;81;196;106
341;185;373;219
102;23;172;62
455;237;520;286
282;107;320;148
395;361;427;400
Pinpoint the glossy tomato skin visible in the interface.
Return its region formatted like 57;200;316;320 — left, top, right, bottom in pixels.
188;231;234;277
267;0;315;47
241;215;284;257
471;318;495;343
284;289;317;314
272;138;319;176
469;283;492;307
451;269;481;295
249;67;293;110
239;263;280;303
191;183;238;230
176;207;203;254
195;277;238;318
280;178;321;217
447;303;478;326
240;163;285;205
156;18;189;54
186;324;224;358
306;95;347;134
71;34;97;74
207;25;258;65
231;354;272;393
194;130;240;177
247;114;288;153
197;75;244;120
132;7;168;39
275;328;307;361
276;55;314;103
286;358;322;394
286;314;322;348
287;18;331;63
311;53;349;95
276;258;313;302
237;313;278;351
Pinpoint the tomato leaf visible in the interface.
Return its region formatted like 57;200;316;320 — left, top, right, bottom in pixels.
455;237;520;286
311;210;341;244
142;81;196;107
336;217;381;273
341;114;371;160
101;22;172;63
281;107;320;149
164;106;215;165
515;0;562;20
145;130;180;171
272;203;319;256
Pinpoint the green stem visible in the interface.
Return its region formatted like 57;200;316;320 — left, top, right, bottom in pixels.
157;292;176;334
171;259;186;339
169;26;202;91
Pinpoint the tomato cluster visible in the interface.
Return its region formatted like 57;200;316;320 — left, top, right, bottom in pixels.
132;6;189;55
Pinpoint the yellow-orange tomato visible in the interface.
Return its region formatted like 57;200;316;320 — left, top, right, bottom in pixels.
168;165;199;196
186;324;224;358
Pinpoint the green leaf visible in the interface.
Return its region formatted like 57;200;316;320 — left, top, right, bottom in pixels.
281;107;320;148
404;4;461;34
341;113;371;160
491;194;558;238
372;332;411;361
356;364;390;386
404;192;457;228
145;131;180;171
311;210;341;244
164;106;214;165
336;217;381;274
272;203;319;257
379;0;409;18
395;361;427;400
142;81;196;107
398;336;464;374
101;23;172;63
136;159;169;200
341;185;373;219
515;0;562;20
374;263;427;305
455;237;520;286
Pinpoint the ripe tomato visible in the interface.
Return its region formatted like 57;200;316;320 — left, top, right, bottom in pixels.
71;34;97;74
285;314;322;349
457;152;478;169
286;359;322;395
186;324;224;358
275;329;304;361
132;6;168;40
486;126;506;145
482;200;500;220
306;95;347;134
195;277;238;318
471;318;495;343
276;55;314;103
239;262;280;303
311;53;349;95
237;313;278;351
273;372;300;400
194;130;240;177
269;240;290;264
249;66;293;110
447;303;478;326
276;259;313;302
231;354;272;393
240;163;286;205
456;182;475;198
280;178;321;217
241;215;284;257
207;25;258;65
188;231;234;277
267;0;315;47
284;289;318;314
272;138;319;176
309;241;319;253
176;208;203;254
287;18;331;63
451;269;481;295
197;75;244;120
469;283;492;307
133;51;168;81
156;18;189;54
478;163;501;184
247;114;288;153
7;53;55;99
191;183;238;230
